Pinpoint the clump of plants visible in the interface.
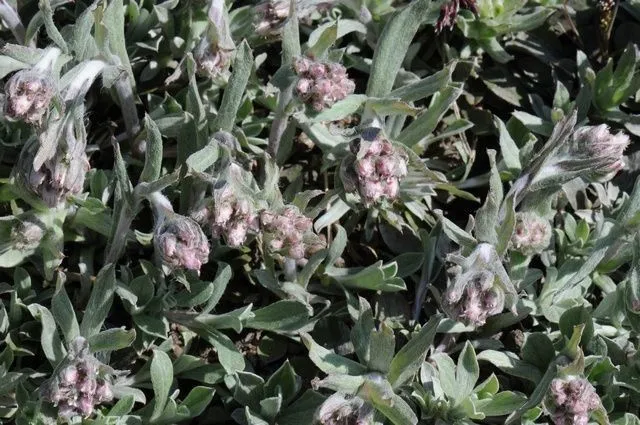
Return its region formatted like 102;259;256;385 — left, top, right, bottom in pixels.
1;0;640;424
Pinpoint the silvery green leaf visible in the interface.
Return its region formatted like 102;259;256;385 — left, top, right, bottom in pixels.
39;0;69;53
139;115;163;184
474;150;502;245
214;40;253;132
88;328;136;352
387;314;440;389
150;350;173;421
27;303;66;366
366;0;441;98
300;94;367;123
80;264;116;338
301;333;368;375
51;278;80;344
494;116;522;172
305;22;336;59
245;300;310;332
388;62;455;102
282;0;301;65
397;84;463;146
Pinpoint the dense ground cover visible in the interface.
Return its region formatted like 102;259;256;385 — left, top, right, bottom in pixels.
1;0;640;423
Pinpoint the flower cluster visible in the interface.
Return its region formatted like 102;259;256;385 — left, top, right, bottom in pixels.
315;393;374;425
349;135;408;205
4;69;56;124
260;206;319;261
293;57;355;111
435;0;478;33
511;212;552;255
155;214;210;271
41;337;114;421
442;243;517;326
444;269;504;326
546;377;601;425
192;186;259;247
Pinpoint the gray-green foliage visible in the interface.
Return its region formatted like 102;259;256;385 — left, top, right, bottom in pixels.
0;0;639;424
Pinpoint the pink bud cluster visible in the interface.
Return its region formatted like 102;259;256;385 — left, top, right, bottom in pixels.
4;69;55;124
443;270;504;326
192;187;259;248
511;212;552;255
260;206;315;260
293;57;355;111
42;338;114;421
155;215;210;271
353;137;408;205
194;37;233;78
547;377;601;425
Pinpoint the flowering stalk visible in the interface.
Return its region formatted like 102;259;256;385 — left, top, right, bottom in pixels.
150;192;210;272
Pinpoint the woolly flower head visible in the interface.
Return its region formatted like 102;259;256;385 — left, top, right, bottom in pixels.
511;212;552;255
342;129;408;206
192;185;259;248
155;214;210;271
4;69;56;124
571;124;629;176
41;337;115;421
194;40;233;79
260;205;324;262
545;377;601;425
442;243;517;326
293;57;355;111
315;393;374;425
16;135;89;207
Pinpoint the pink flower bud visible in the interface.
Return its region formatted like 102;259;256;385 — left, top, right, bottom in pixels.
294;57;311;74
356;157;375;178
78;395;94;416
61;366;78;385
296;78;312;96
383;178;400;199
309;63;326;79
